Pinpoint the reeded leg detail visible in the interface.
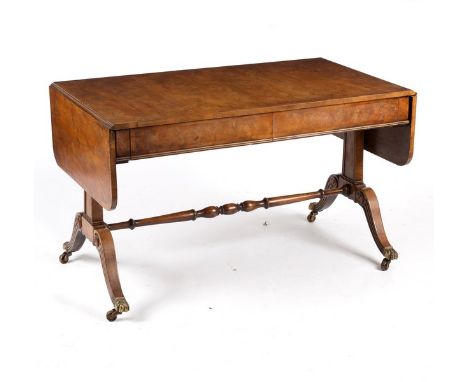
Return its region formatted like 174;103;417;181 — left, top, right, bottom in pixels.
355;187;399;271
94;227;130;321
59;212;86;264
307;174;340;222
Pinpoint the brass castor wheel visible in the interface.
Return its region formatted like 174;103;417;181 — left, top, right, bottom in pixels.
307;202;318;223
59;252;71;264
106;309;121;322
381;258;391;271
307;212;317;223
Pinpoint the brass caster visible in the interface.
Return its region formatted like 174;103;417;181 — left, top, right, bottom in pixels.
307;202;318;223
383;247;399;260
106;309;121;322
381;258;391;271
307;212;317;223
106;298;129;321
59;252;71;264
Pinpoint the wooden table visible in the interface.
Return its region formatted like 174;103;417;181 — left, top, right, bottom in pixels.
50;58;417;321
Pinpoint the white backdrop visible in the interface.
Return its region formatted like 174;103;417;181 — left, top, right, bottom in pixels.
2;1;466;381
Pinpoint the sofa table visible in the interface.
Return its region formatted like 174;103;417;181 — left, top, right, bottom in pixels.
49;58;417;321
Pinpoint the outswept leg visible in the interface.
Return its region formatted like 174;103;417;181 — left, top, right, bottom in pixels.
338;131;399;271
307;174;340;222
59;193;130;321
355;187;398;271
59;212;86;264
93;227;130;321
307;172;399;271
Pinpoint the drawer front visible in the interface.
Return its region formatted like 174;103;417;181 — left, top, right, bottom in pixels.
273;97;409;138
130;114;272;158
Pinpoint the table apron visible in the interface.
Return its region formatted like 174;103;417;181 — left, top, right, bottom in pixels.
118;97;410;161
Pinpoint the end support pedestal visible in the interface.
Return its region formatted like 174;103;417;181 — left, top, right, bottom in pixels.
307;131;399;271
59;192;130;321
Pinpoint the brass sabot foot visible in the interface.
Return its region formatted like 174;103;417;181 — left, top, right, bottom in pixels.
114;297;130;313
383;247;398;260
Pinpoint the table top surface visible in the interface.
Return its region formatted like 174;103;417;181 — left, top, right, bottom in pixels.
51;58;415;130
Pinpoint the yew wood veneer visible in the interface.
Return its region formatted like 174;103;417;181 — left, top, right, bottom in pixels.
50;58;417;321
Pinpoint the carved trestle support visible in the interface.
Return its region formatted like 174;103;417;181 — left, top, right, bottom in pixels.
307;173;399;270
59;195;131;321
106;187;346;231
340;176;398;263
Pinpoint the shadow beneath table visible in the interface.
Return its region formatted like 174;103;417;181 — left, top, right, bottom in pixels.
62;209;381;322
